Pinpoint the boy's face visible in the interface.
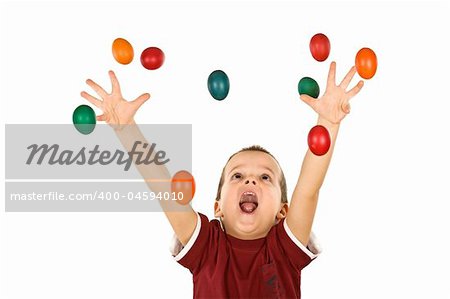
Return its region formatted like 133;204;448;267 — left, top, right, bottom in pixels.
214;151;288;240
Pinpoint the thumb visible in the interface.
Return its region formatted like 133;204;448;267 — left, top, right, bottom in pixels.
341;100;351;114
300;94;317;109
131;93;151;109
97;114;107;122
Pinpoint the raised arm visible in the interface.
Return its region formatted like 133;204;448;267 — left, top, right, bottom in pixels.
81;71;197;246
286;62;364;246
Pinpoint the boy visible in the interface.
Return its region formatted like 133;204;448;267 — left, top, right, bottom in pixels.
81;62;363;298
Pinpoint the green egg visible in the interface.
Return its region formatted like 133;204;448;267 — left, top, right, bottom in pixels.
208;70;230;101
72;104;96;135
298;77;320;99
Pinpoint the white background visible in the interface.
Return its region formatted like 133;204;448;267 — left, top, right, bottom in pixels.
1;1;450;298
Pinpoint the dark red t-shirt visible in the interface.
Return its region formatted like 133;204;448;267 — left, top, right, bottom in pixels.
171;213;320;299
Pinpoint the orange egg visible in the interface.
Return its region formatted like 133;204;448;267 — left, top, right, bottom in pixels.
355;47;377;79
171;170;196;205
112;38;134;65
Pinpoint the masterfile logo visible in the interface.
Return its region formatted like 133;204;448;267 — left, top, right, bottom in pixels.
4;124;192;212
26;141;170;171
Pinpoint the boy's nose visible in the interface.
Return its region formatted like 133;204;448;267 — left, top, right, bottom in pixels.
245;179;256;185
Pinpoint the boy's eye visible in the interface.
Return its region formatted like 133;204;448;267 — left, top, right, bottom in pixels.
232;173;242;179
261;174;271;181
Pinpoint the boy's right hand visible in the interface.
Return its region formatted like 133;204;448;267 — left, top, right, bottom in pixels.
81;71;198;246
80;70;150;130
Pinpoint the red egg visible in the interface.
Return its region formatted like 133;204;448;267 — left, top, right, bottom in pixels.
355;47;377;79
140;47;165;70
171;170;196;205
309;33;331;62
308;125;331;156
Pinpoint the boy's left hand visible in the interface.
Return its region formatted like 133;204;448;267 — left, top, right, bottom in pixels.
300;62;364;125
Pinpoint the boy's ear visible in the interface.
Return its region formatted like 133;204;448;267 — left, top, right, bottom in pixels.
276;203;288;220
214;201;223;218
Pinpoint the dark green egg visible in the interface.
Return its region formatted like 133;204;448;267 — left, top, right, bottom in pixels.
207;70;230;101
298;77;320;99
72;104;96;135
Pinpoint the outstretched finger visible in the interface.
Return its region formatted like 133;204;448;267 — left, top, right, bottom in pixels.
108;70;122;95
346;80;364;99
131;93;151;110
80;91;103;109
327;61;336;88
340;66;357;90
86;78;108;98
300;94;317;110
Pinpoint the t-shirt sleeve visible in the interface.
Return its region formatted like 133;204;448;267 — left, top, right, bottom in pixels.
169;212;214;273
275;219;322;270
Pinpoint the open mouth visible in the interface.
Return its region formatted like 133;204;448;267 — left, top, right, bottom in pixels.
239;191;258;214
